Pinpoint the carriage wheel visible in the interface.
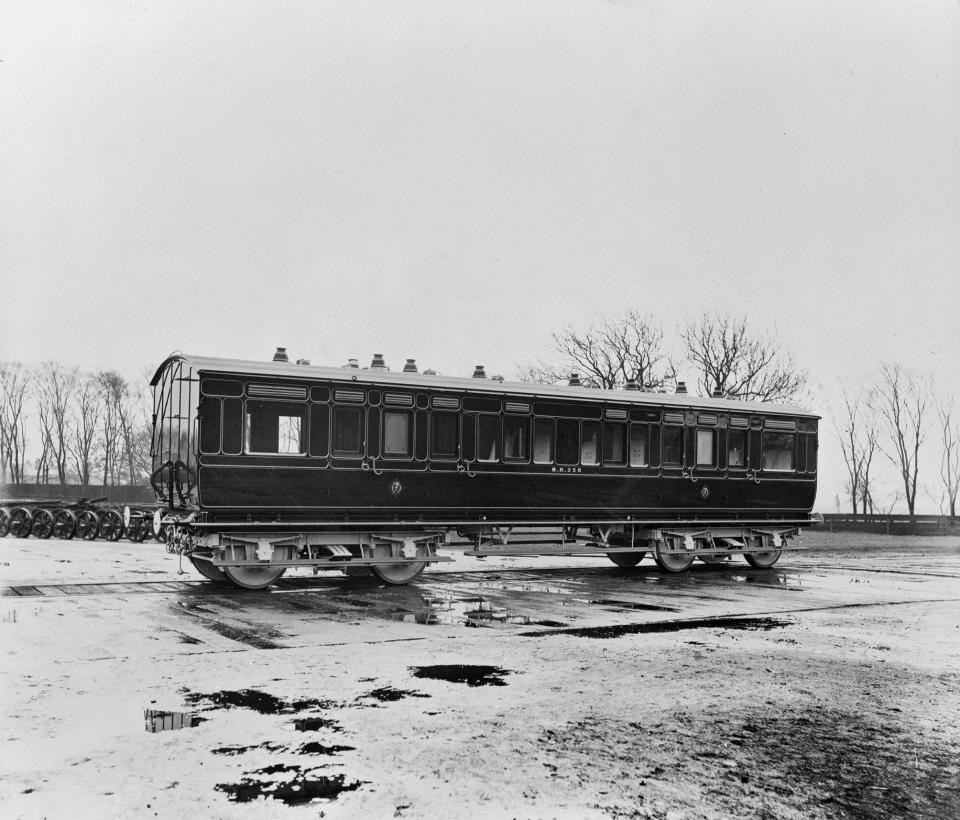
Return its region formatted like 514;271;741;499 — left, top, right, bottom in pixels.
9;507;33;538
127;519;148;542
31;509;55;539
53;509;77;540
744;549;782;569
221;565;287;590
372;561;427;584
607;551;647;568
188;556;229;582
99;510;124;541
0;509;9;537
76;510;100;540
654;539;695;573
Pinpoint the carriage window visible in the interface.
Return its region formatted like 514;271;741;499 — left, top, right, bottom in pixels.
762;432;795;471
245;400;305;454
533;419;554;464
430;413;459;460
630;424;648;466
477;415;499;462
383;410;412;458
503;416;529;461
222;399;242;455
556;419;579;465
603;423;626;465
199;396;221;454
581;421;599;465
696;429;715;466
662;425;683;466
806;436;818;472
332;405;364;456
728;429;746;468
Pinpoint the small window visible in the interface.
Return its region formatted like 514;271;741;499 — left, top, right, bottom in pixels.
728;429;746;468
603;423;626;465
696;429;715;466
332;406;364;456
533;419;554;464
199;396;221;454
503;416;529;461
762;432;795;471
581;422;599;465
556;419;579;465
662;425;683;466
245;400;305;454
477;415;499;462
430;413;459;460
383;410;412;458
807;436;818;472
630;424;648;467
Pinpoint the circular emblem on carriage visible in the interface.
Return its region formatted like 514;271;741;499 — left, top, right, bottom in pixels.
700;486;710;499
390;480;403;497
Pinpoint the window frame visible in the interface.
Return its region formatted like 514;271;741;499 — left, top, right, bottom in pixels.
331;404;365;457
429;410;460;461
382;409;414;460
243;399;307;456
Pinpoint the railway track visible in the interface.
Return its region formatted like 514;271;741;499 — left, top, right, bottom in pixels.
5;556;960;599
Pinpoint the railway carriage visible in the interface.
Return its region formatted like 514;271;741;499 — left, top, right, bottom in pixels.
150;352;819;589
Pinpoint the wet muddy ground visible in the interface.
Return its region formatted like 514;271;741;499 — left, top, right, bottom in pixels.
2;532;959;818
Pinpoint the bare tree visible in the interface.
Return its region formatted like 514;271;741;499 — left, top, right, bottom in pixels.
34;363;77;484
835;388;880;515
875;364;931;518
936;395;959;521
681;312;806;401
97;372;125;486
0;363;31;484
521;311;671;390
69;373;101;486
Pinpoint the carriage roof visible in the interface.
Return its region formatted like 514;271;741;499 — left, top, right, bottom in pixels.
151;354;818;419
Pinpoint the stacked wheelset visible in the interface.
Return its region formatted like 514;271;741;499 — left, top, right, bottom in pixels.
0;499;162;543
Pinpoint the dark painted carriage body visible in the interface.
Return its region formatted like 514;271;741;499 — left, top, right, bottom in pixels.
150;354;818;529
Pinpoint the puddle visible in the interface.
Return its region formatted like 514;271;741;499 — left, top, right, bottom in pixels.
294;716;343;733
216;770;363;805
298;742;356;755
357;686;431;703
520;616;792;639
588;599;679;612
411;664;511;687
144;709;206;733
212;742;287;756
395;595;542;628
184;689;333;715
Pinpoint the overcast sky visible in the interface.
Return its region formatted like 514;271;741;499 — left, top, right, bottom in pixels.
1;0;958;509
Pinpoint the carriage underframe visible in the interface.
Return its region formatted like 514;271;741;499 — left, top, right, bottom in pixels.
164;515;809;589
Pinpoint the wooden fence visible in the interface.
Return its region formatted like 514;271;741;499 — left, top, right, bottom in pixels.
813;513;958;536
0;483;155;505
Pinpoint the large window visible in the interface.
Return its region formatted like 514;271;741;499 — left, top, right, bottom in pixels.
762;432;795;471
245;400;305;454
662;425;683;466
581;421;599;465
503;416;529;461
603;423;626;466
431;413;459;460
533;419;554;464
332;406;364;456
696;429;715;467
477;415;499;462
728;430;746;468
383;410;412;458
630;425;648;466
